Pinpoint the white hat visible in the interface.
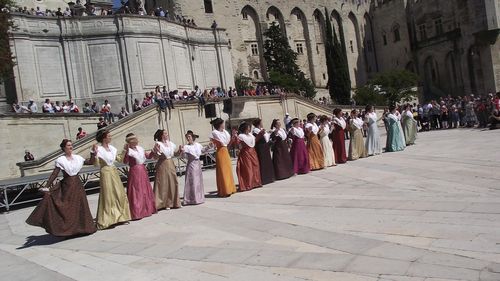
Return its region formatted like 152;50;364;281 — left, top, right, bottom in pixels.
285;112;289;115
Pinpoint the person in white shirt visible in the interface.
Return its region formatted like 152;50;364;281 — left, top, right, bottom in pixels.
42;98;54;113
28;99;38;113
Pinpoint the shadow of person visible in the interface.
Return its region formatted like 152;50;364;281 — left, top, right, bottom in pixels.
17;233;86;249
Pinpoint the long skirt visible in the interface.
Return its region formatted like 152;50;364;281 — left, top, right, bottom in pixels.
183;156;205;205
26;175;96;236
127;164;156;220
332;129;347;164
237;146;262;191
96;166;131;230
319;133;335;167
290;137;310;174
272;139;294;180
255;142;275;185
307;134;325;170
153;158;181;209
215;146;237;197
348;128;367;160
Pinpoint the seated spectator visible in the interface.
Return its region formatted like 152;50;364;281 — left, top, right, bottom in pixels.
132;98;142;112
54;101;62;112
62;101;70;113
91;101;99;113
24;150;34;161
490;110;500;130
12;102;30;113
35;6;44;16
97;117;107;130
76;127;87;139
69;101;79;113
117;107;129;119
42;98;54;113
162;86;174;109
83;102;93;113
63;7;71;16
55;7;63;16
28;99;38;113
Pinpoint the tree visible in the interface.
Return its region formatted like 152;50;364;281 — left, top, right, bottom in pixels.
353;85;386;106
234;73;253;94
370;70;419;105
0;0;15;82
263;22;316;98
324;9;351;104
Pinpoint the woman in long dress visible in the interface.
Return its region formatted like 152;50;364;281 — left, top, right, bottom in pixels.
236;122;262;191
210;118;237;197
270;119;294;180
94;130;131;230
331;108;347;164
289;118;310;174
364;105;382;156
348;109;367;160
122;133;156;220
385;105;406;152
182;130;206;205
252;119;275;185
318;115;336;167
26;139;97;236
401;105;417;145
305;113;325;171
152;129;181;210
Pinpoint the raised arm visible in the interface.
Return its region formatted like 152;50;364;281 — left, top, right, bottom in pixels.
84;144;98;165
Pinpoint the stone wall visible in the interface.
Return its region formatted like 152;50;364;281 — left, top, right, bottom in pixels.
0;113;101;179
8;14;234;111
11;95;385;180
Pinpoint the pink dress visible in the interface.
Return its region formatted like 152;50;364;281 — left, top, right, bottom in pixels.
124;147;157;220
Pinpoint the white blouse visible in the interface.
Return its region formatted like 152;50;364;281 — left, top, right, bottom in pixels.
55;154;85;176
183;143;203;159
127;146;146;164
320;124;331;135
211;129;231;146
305;122;319;135
96;145;118;166
273;128;287;140
366;112;377;124
291;127;305;138
238;133;256;148
157;141;176;159
252;127;270;143
405;110;414;118
333;117;347;129
387;113;401;122
351;117;364;130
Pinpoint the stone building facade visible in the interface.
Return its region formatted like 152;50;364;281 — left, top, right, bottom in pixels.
6;0;500;106
7;13;234;110
172;0;499;99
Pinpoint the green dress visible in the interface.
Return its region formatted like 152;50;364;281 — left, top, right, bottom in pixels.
402;112;417;145
385;114;406;152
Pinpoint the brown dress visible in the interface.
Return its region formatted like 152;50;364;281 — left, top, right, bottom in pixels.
270;130;294;180
153;156;181;209
26;155;97;237
236;141;262;191
253;130;275;185
306;132;325;171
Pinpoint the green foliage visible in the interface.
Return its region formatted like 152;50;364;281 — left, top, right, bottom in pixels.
234;73;254;92
370;70;419;105
263;22;316;98
0;0;16;82
324;9;351;105
353;85;386;106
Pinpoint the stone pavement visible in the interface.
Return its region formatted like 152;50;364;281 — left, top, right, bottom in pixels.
1;129;500;281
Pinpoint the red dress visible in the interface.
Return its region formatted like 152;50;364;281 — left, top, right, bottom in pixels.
236;141;262;191
332;123;347;164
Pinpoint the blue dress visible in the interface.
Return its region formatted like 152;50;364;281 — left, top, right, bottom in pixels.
385;114;406;152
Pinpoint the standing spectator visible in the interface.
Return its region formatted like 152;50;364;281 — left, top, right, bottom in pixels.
284;113;291;131
195;85;205;107
24;150;34;161
132;98;142;112
42;99;54;113
76;127;87;139
97;117;107;130
117;107;129;119
101;100;114;123
55;7;63;16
